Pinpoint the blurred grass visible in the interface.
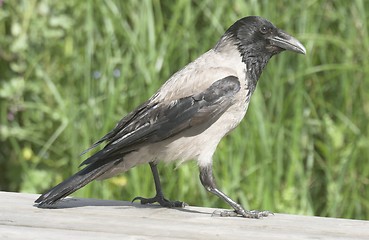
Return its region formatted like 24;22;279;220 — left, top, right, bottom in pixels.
1;0;369;219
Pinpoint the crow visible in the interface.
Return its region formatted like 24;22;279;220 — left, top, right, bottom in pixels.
35;16;305;218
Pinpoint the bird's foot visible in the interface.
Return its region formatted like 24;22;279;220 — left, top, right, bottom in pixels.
212;209;273;218
132;195;186;208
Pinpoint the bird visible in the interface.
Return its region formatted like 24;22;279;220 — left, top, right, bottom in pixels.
35;16;306;218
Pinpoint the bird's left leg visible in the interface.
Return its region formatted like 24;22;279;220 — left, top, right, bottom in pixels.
132;162;186;208
199;164;272;218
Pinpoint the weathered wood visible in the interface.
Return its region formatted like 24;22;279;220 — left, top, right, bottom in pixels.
0;191;368;240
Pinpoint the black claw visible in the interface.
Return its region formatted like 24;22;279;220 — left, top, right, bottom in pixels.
132;195;185;208
131;196;148;204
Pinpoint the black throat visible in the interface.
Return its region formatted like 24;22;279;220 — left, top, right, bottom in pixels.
214;33;274;94
238;44;273;94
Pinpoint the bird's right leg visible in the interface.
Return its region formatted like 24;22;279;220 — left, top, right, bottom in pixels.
199;164;272;218
132;162;185;208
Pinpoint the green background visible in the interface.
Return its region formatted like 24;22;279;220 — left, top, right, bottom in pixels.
1;0;368;219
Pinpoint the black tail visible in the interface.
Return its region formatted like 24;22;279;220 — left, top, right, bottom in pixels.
35;159;118;207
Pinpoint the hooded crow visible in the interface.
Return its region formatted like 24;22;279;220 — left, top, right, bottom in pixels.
35;16;306;218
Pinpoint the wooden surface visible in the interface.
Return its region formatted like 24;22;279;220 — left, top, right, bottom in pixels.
0;191;368;240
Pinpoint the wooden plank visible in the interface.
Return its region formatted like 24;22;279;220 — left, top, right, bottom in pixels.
0;191;368;240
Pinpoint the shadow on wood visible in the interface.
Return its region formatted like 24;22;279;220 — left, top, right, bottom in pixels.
33;196;211;216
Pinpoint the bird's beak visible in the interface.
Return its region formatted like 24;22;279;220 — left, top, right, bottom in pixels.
269;31;306;55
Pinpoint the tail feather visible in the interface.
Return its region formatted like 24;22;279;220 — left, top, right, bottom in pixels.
35;159;118;207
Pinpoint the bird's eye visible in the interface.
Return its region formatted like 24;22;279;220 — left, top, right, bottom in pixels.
260;26;268;34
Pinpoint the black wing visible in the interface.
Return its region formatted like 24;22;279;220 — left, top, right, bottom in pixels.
80;76;241;166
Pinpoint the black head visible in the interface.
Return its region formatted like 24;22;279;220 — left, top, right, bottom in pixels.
217;16;305;58
215;16;305;90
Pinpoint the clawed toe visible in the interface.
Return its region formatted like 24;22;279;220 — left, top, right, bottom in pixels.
247;210;273;218
132;196;152;205
132;195;186;208
212;209;273;218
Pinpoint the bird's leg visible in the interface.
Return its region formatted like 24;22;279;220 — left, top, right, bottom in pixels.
132;162;185;208
199;164;272;218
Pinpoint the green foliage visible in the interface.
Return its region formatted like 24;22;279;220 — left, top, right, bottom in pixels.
1;0;368;219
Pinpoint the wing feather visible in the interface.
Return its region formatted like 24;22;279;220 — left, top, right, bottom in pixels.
80;76;240;166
